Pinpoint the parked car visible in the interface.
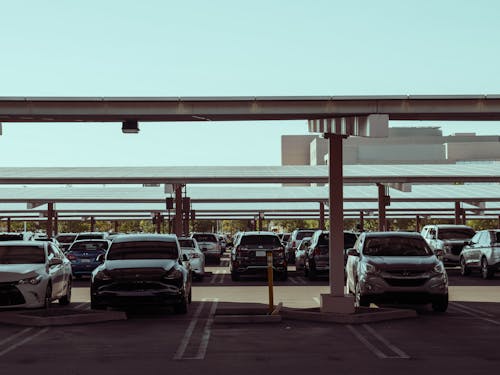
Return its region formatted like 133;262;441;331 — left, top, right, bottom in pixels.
460;229;500;279
66;239;112;279
191;233;222;262
33;233;61;248
230;231;287;281
295;237;311;271
304;231;358;280
0;241;72;309
0;232;34;241
285;229;317;263
345;232;448;312
421;224;475;265
75;232;110;241
90;234;192;313
178;237;205;281
55;233;78;252
278;233;291;246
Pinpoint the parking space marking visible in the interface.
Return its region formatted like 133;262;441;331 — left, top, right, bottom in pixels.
450;302;495;318
449;303;500;326
313;297;320;305
210;270;226;284
74;301;90;309
174;298;219;360
347;325;410;359
289;276;307;285
0;327;49;358
0;327;33;347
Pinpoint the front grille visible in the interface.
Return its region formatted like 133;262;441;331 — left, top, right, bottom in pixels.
0;284;26;306
386;270;427;277
450;245;464;256
108;268;165;281
384;278;428;287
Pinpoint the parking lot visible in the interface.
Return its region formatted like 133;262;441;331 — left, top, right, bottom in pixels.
1;251;500;375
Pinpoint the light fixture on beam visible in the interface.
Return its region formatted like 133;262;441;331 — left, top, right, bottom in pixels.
122;120;139;134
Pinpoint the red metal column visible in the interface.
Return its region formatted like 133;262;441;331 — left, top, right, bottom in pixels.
155;213;162;234
327;133;344;297
258;212;264;231
377;184;387;231
7;217;11;232
174;185;183;237
47;203;54;239
498;215;500;229
90;216;96;232
114;221;119;233
359;211;364;232
416;215;421;233
454;202;461;225
319;202;325;230
54;212;58;235
462;209;467;225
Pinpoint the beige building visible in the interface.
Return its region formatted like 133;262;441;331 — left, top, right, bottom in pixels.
282;127;500;166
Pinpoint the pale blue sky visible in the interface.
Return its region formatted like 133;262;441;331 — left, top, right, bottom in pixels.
0;0;499;166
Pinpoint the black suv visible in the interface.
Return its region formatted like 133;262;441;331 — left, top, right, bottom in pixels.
230;231;287;281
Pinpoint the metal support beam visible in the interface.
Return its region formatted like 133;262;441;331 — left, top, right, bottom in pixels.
54;212;58;235
455;202;461;225
174;185;183;237
359;211;364;232
114;221;120;233
319;202;325;230
7;217;11;232
47;203;54;239
90;216;96;232
416;215;421;233
462;209;467;225
377;184;388;231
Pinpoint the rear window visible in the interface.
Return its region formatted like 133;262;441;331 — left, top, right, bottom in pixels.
344;233;357;249
0;234;24;241
0;245;45;264
439;228;475;240
192;234;217;243
179;239;195;248
240;235;281;247
363;236;433;257
282;234;290;241
495;232;500;244
77;234;105;240
56;235;77;243
297;231;315;240
70;241;109;253
318;233;329;246
107;241;179;260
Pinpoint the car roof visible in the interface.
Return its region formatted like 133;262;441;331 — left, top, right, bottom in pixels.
111;234;178;243
241;231;278;236
0;240;45;247
363;232;424;238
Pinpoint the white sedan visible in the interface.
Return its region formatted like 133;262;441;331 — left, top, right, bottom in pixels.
0;241;73;309
178;237;205;281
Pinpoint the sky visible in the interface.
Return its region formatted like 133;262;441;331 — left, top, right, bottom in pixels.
0;0;499;167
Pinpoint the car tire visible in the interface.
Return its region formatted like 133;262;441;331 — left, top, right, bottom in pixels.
231;271;240;281
355;283;369;307
90;298;106;310
431;294;448;313
460;257;471;276
59;279;72;305
188;288;192;304
174;297;188;314
44;284;52;309
481;257;494;279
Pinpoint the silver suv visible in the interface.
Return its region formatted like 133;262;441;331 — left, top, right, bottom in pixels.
421;225;475;265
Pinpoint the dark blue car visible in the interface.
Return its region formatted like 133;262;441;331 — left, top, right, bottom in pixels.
66;239;111;278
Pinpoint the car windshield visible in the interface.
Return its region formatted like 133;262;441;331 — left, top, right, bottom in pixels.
282;234;290;241
297;231;315;240
70;241;109;252
179;239;195;248
240;235;281;247
318;233;329;246
495;232;500;244
0;245;45;264
77;234;104;240
57;235;77;243
107;241;179;260
344;233;357;249
298;239;311;250
439;229;475;240
192;234;217;243
0;234;24;241
363;237;433;256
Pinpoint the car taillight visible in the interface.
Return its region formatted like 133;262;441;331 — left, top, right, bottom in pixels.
67;254;77;261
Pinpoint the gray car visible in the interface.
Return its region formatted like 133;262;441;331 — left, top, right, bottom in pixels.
460;229;500;279
345;232;448;312
421;224;475;265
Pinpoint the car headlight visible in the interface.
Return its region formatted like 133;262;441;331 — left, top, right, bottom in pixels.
164;268;183;280
433;263;445;274
94;270;112;281
360;262;379;275
17;275;43;285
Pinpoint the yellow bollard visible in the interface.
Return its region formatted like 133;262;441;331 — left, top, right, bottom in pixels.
267;251;274;314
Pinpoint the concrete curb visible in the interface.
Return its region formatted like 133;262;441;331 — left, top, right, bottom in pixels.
0;309;127;327
281;306;417;324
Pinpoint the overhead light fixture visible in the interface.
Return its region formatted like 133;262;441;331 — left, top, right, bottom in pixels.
122;120;139;134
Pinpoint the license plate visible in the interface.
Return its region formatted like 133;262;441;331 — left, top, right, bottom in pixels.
256;250;266;257
80;259;91;263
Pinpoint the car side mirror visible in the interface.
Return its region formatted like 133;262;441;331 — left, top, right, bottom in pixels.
49;258;62;266
346;248;359;257
96;254;105;263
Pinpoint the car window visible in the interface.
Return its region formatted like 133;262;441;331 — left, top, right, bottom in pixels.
344;233;357;249
479;232;489;246
494;232;500;244
107;241;179;260
56;235;77;243
0;245;46;264
318;233;329;246
240;235;281;247
192;234;217;243
0;234;24;241
179;239;195;248
70;241;109;252
470;232;481;244
363;237;433;256
296;231;315;240
438;228;475;240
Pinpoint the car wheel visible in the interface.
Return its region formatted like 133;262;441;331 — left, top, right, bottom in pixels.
59;279;72;305
355;283;369;307
231;271;240;281
481;257;494;279
431;294;448;313
174;296;188;314
460;257;471;276
44;284;53;309
90;298;106;310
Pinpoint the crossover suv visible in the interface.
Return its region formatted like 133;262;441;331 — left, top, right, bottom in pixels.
66;239;111;278
90;234;192;313
230;231;287;281
460;229;500;279
345;232;448;312
0;241;72;309
191;233;222;262
178;237;205;281
285;229;317;263
421;225;475;265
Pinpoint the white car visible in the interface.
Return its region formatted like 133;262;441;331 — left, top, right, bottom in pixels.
178;237;205;280
0;241;73;309
295;237;311;270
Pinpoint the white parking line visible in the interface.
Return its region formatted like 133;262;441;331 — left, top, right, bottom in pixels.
74;301;90;309
347;325;410;359
0;328;49;358
449;303;500;326
174;299;207;359
209;270;225;284
450;302;495;318
289;277;299;285
313;297;320;305
191;298;219;360
0;328;33;347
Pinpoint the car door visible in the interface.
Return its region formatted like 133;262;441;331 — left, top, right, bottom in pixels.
464;232;481;266
47;244;64;296
471;232;487;266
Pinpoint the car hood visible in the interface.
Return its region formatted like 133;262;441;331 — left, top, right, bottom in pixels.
103;259;177;271
0;264;46;281
365;256;438;271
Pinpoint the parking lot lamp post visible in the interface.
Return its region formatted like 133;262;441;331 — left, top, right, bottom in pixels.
54;213;58;235
114;221;120;233
377;184;388;231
